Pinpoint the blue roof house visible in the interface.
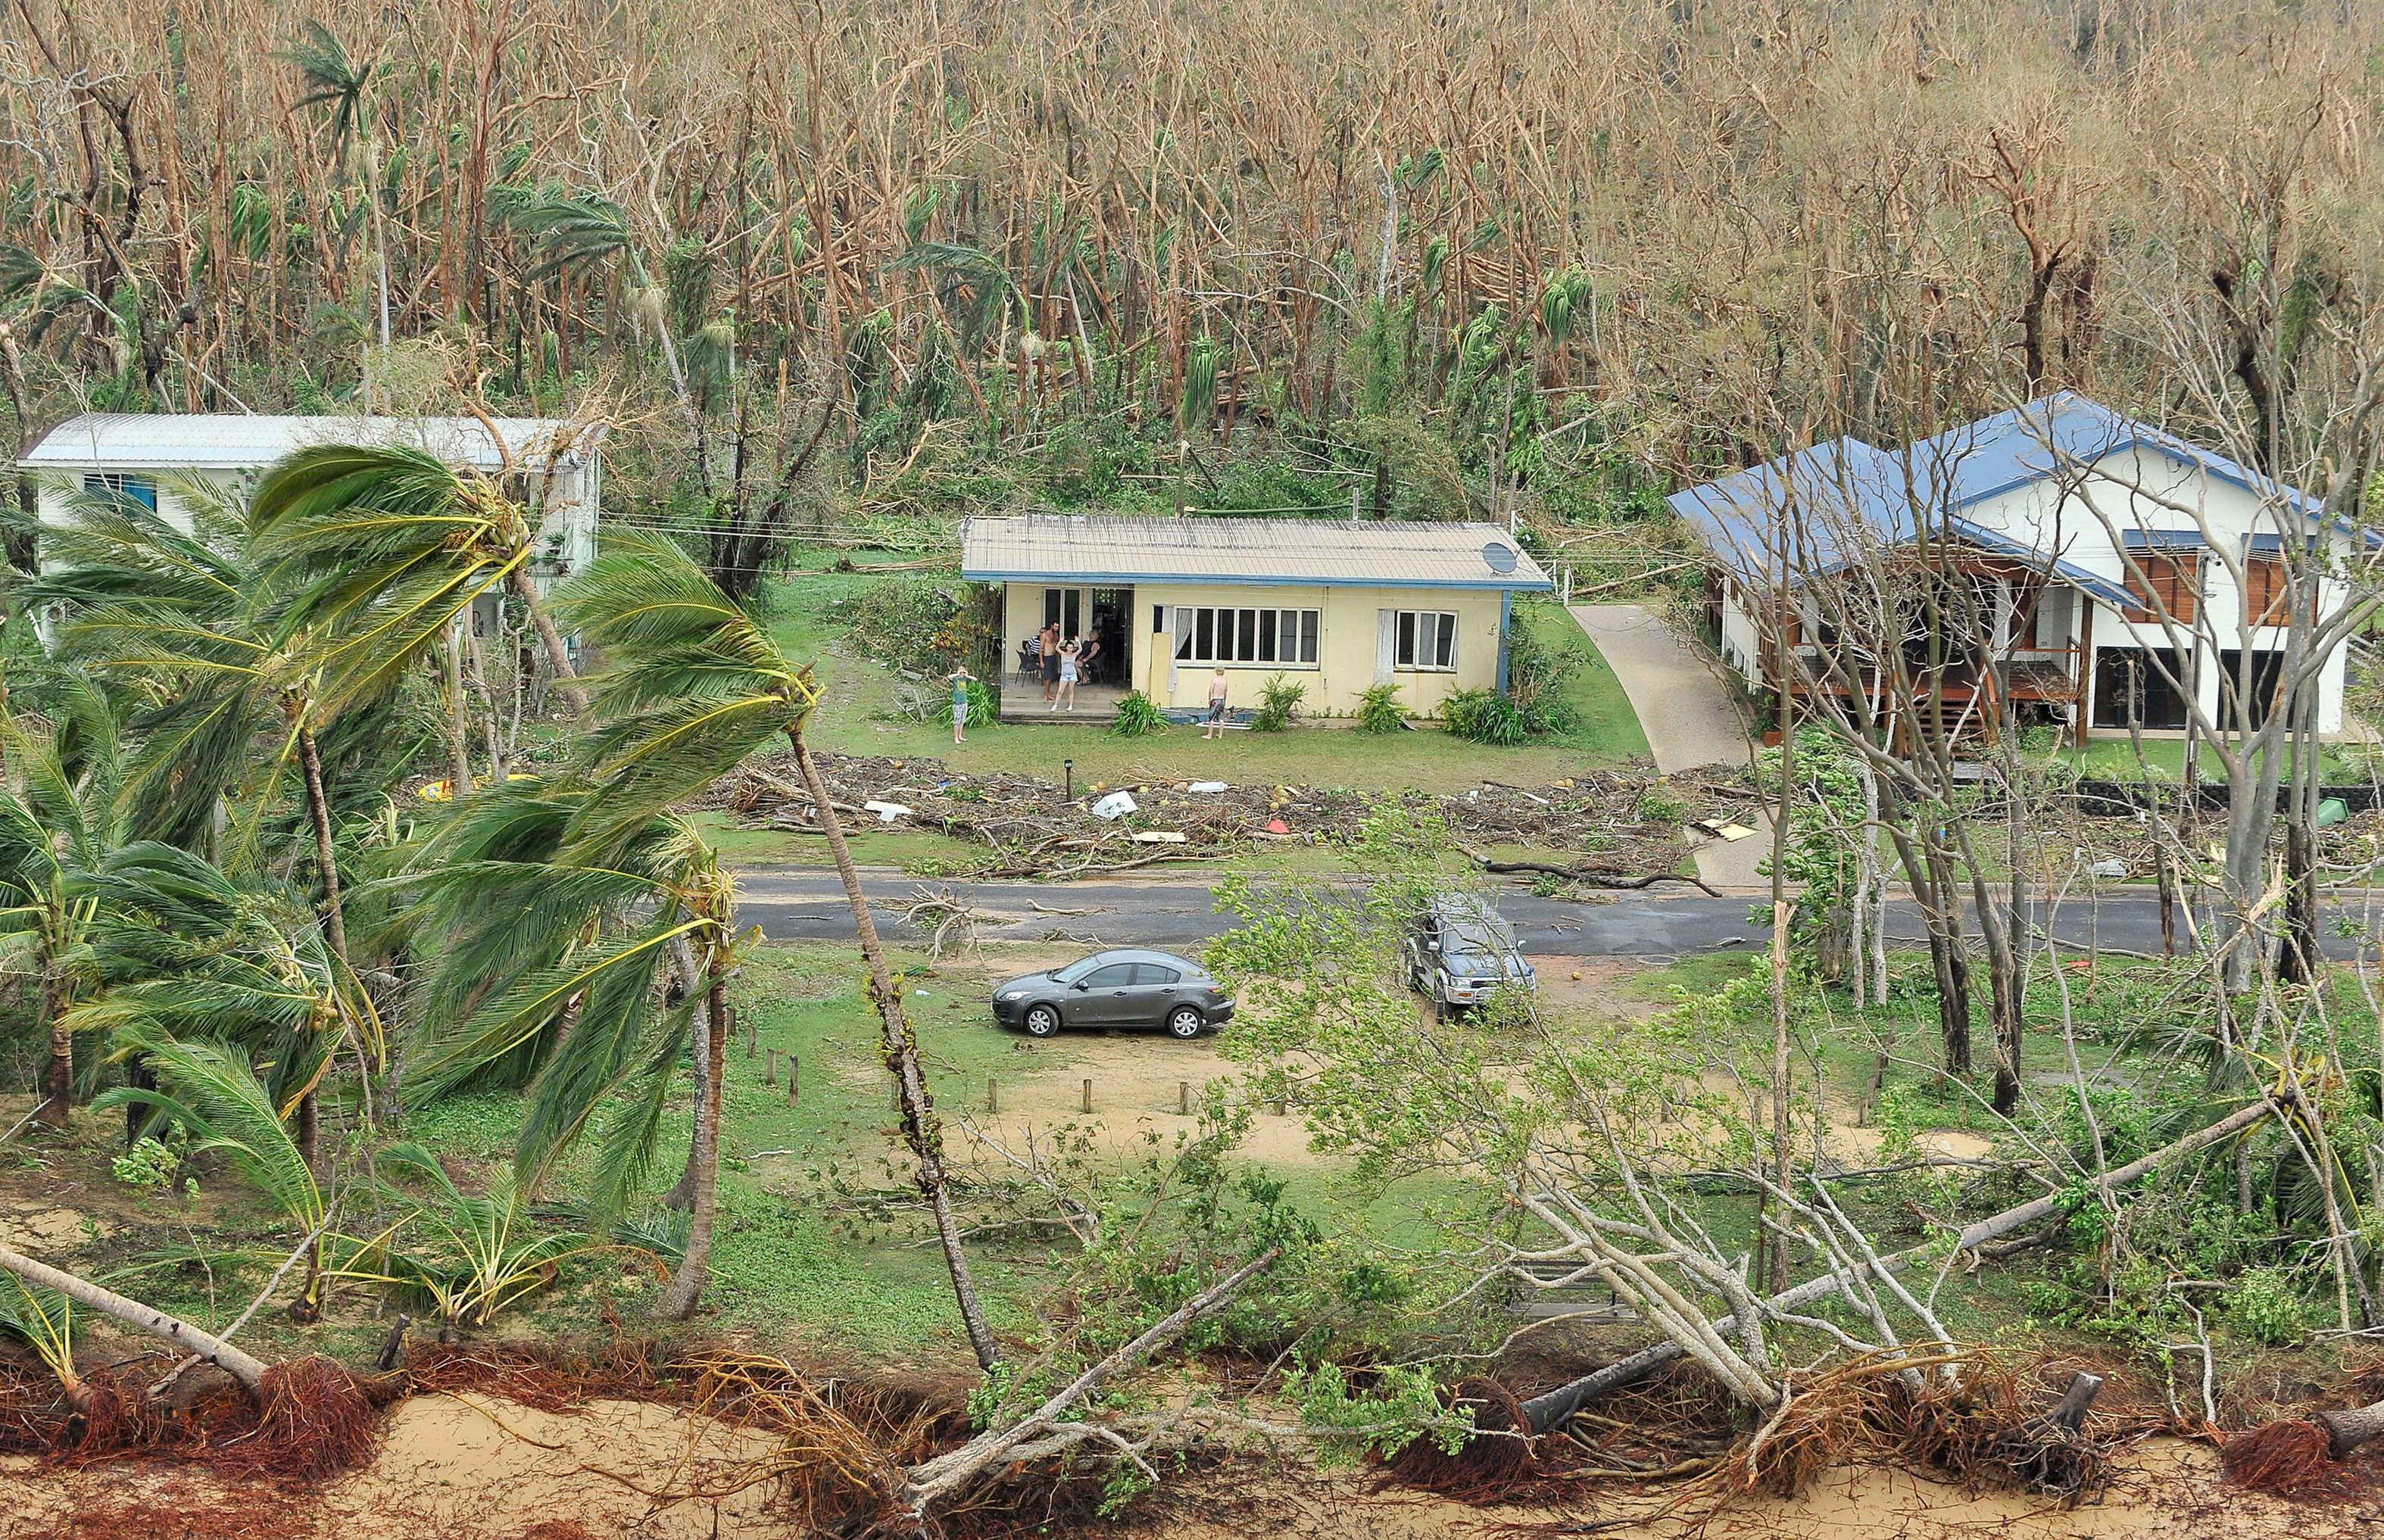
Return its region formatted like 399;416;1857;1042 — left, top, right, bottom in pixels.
1668;393;2361;743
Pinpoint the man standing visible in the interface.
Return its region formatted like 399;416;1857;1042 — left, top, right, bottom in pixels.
1039;619;1063;705
1205;666;1230;740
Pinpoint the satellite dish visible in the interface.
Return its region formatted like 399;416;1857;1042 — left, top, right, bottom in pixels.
1482;542;1520;575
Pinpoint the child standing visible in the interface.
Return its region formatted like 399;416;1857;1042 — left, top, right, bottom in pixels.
949;665;975;744
1204;666;1229;739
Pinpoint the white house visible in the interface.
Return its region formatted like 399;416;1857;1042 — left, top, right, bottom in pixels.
1671;393;2367;743
17;413;605;619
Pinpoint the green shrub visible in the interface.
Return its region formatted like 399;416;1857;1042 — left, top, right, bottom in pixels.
1441;686;1526;745
1502;613;1582;737
962;678;1000;726
2231;1265;2308;1346
828;577;997;675
1111;690;1167;737
1252;674;1306;732
1354;684;1406;734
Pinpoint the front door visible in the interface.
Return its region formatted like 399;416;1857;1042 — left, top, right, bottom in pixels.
1042;587;1083;641
1087;586;1133;686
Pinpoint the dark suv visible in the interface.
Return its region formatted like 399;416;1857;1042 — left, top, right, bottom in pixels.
991;949;1234;1040
1403;895;1537;1015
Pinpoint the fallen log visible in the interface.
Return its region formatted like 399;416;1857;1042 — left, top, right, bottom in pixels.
1520;1098;2280;1434
900;1247;1280;1518
1459;844;1719;896
0;1239;270;1395
2320;1398;2384;1458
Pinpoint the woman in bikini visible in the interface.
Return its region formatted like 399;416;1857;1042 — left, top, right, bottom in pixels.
1054;638;1081;711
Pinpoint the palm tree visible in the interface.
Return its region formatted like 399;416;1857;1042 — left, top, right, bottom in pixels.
67;840;380;1165
387;779;732;1317
0;672;123;1127
248;441;588;730
553;534;1000;1363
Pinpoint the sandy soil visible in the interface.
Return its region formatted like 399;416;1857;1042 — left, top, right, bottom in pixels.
2;1398;2369;1539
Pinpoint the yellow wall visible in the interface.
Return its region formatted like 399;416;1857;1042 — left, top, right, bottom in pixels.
1000;580;1508;719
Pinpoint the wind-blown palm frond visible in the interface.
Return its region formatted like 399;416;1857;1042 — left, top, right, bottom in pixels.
248;444;532;715
552;532;816;853
92;1030;324;1236
378;1141;607;1326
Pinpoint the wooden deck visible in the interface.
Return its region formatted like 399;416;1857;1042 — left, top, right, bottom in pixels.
997;682;1131;723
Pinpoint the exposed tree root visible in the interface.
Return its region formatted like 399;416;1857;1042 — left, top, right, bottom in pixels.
2221;1417;2372;1500
1383;1377;1537;1497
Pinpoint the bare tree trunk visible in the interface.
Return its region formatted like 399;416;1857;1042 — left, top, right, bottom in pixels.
505;567;588;715
0;1240;270;1395
442;631;475;792
295;725;349;968
1888;818;1973;1077
663;938;708;1212
656;964;727;1320
790;728;1002;1370
36;975;68;1128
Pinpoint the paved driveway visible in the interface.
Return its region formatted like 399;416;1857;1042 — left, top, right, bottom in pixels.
1569;604;1771;890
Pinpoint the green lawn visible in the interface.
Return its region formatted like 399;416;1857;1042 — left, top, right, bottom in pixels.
759;556;1651;797
2060;735;2377;782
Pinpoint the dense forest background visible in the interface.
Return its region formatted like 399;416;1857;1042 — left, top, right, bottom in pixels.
2;0;2380;589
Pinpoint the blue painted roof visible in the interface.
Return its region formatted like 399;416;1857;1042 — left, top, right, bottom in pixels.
1668;392;2333;614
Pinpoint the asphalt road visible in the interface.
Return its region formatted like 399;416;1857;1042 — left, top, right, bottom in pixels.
734;865;2384;959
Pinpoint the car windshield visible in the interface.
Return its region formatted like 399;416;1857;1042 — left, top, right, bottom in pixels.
1050;955;1116;984
1442;912;1517;955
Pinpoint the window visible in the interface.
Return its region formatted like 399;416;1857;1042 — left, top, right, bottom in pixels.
1170;606;1319;666
1128;963;1181;986
83;472;158;513
1080;964;1136;988
2241;555;2311;628
1042;587;1082;637
2090;647;2190;731
2127;553;2201;624
2217;650;2286;732
1395;610;1458;670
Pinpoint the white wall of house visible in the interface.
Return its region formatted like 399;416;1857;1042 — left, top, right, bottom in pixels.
34;460;598;600
1705;442;2354;737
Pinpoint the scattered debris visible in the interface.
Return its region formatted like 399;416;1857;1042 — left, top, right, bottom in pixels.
705;751;1758;882
1090;791;1140;820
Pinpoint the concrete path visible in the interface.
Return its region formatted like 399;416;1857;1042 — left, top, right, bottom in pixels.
1568;604;1771;890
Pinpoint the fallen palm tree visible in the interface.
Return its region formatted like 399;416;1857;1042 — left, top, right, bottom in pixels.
0;1241;381;1479
2223;1395;2384;1497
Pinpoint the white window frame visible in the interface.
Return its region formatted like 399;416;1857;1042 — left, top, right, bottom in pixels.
1393;609;1458;671
1169;605;1319;667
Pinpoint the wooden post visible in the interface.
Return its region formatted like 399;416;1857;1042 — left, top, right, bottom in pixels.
765;1048;778;1087
1178;1080;1190;1116
987;1076;998;1115
1081;1078;1093;1114
737;1005;751;1058
787;1055;799;1109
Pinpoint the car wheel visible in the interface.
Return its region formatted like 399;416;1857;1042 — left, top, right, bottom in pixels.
1023;1004;1062;1039
1165;1006;1206;1040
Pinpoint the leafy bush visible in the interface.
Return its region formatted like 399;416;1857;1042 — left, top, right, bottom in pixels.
1355;684;1406;734
2231;1265;2308;1346
1440;686;1526;745
1502;608;1581;737
1110;690;1167;737
828;576;996;675
111;1133;189;1193
962;678;999;727
1252;674;1306;732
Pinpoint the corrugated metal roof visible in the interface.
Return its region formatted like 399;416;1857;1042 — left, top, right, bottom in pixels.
960;516;1552;591
1660;392;2350;613
17;413;607;472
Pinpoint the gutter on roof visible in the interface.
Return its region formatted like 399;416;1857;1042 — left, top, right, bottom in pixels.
960;568;1552;591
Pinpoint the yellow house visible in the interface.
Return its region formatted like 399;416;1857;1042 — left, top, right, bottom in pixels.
961;516;1552;722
